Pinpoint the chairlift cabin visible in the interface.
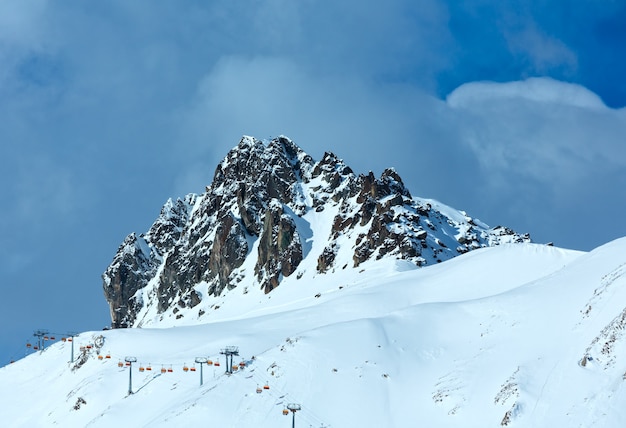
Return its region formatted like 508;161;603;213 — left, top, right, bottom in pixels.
67;338;73;342
167;365;173;373
263;383;270;390
213;361;220;367
26;343;32;348
125;361;131;367
50;336;55;340
86;345;92;349
190;365;196;372
139;365;145;372
118;361;124;367
146;364;152;371
183;364;189;372
105;354;111;359
256;386;263;394
44;336;49;341
207;359;213;366
33;346;39;350
98;355;103;360
61;337;67;342
232;365;239;371
283;409;289;415
239;361;246;368
161;366;167;373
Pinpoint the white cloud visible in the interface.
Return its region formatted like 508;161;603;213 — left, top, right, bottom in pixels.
505;22;578;75
446;78;626;188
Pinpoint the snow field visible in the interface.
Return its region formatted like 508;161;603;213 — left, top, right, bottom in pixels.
6;240;626;427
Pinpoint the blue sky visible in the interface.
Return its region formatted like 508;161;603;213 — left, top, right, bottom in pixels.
1;0;625;363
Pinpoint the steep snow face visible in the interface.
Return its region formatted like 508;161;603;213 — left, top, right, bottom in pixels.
102;136;530;328
12;240;626;427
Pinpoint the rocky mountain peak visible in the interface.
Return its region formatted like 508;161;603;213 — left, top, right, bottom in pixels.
102;136;530;328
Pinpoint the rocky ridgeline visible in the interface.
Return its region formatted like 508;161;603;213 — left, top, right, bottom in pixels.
103;136;530;328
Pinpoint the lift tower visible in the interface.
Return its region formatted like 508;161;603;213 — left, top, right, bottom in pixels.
220;346;239;374
286;403;301;428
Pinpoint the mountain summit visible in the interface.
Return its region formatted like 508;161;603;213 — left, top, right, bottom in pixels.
102;136;529;328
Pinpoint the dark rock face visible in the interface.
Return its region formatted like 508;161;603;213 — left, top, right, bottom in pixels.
102;135;531;328
255;201;303;293
103;195;196;328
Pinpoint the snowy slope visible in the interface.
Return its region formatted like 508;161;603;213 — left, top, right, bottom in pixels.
8;239;626;426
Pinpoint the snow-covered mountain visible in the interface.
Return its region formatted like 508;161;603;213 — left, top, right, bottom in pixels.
5;238;626;427
8;136;626;427
102;136;529;328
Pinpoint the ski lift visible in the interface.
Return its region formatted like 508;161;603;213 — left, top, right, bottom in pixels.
50;336;55;340
161;366;167;373
139;365;145;372
283;408;289;415
61;338;67;342
256;385;262;394
26;343;32;348
167;365;173;373
44;336;49;341
125;361;131;367
67;338;73;342
105;354;111;359
213;361;220;367
86;345;92;349
146;364;152;371
33;346;39;350
183;364;189;372
98;355;103;360
239;361;246;368
118;361;124;367
263;383;270;390
190;365;196;372
232;365;239;371
207;359;213;366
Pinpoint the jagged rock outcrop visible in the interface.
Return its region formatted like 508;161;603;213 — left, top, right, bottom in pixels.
103;135;530;328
